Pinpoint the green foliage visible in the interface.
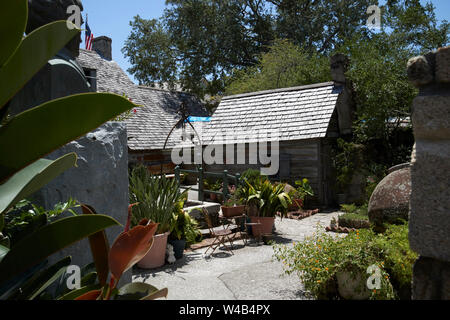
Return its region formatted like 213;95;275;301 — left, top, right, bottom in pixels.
0;214;120;289
289;178;314;201
0;154;78;215
246;179;291;218
273;223;417;300
3;198;79;247
170;211;202;246
0;0;138;299
226;39;331;95
123;0;273;98
129;165;188;234
332;139;364;193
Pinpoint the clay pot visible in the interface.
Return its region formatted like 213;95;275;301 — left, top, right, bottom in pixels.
137;232;170;269
221;205;246;218
250;216;275;237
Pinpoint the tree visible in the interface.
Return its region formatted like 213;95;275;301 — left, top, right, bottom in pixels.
225;39;331;95
122;0;275;98
269;0;374;53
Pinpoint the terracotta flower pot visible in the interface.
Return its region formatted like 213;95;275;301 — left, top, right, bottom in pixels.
250;216;275;237
137;232;170;269
221;205;246;218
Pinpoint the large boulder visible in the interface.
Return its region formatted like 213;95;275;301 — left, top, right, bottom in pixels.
368;164;412;231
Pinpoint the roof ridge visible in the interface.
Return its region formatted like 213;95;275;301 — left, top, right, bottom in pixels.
137;85;194;96
222;82;336;100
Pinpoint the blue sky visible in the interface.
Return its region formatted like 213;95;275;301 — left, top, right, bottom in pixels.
81;0;450;83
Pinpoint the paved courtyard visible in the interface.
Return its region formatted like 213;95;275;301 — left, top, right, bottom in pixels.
133;211;341;300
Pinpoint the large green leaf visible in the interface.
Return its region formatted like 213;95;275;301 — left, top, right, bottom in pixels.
0;0;27;67
0;93;135;181
116;282;168;300
58;283;102;300
0;215;120;286
8;256;72;300
0;153;78;215
0;244;8;263
0;20;79;109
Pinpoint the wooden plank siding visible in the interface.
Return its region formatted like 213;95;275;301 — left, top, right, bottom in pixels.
128;137;336;207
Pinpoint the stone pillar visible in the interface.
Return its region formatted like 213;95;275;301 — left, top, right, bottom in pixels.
407;46;450;299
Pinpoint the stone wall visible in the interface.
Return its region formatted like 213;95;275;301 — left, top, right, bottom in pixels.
407;46;450;299
34;122;131;286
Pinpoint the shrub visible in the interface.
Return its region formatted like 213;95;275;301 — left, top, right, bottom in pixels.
273;223;416;300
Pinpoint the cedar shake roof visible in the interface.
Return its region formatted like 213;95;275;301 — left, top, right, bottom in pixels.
202;82;342;144
76;49;209;150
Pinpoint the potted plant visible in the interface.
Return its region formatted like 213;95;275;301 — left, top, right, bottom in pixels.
246;179;291;237
169;210;202;259
288;178;314;210
129;165;188;269
221;196;246;218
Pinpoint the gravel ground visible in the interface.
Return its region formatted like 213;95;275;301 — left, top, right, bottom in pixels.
133;210;342;300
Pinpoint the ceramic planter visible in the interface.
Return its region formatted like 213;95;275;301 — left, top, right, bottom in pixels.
168;239;186;260
137;232;170;269
221;205;246;218
250;216;275;237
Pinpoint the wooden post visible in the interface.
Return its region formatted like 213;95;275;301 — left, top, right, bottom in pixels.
198;166;204;202
223;170;229;201
175;165;180;185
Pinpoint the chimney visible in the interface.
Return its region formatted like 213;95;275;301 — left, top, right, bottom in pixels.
330;53;350;84
92;36;112;61
330;54;354;136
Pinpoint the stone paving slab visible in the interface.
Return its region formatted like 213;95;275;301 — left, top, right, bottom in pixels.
133;211;341;300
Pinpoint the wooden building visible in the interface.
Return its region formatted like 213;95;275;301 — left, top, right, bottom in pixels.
201;55;355;206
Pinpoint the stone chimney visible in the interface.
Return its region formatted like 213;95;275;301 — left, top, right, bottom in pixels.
330;53;350;84
330;54;354;136
92;36;112;61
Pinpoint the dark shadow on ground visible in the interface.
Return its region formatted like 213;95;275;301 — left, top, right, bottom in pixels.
133;251;203;278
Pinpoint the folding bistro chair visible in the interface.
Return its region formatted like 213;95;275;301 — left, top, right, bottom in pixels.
202;208;234;256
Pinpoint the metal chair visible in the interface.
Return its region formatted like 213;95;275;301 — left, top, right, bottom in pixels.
202;208;235;255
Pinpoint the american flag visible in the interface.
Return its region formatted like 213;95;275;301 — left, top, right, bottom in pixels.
85;15;94;50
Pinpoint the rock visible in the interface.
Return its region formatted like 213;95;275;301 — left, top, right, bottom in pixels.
407;55;434;87
409;141;450;261
412;96;450;141
35;122;130;286
336;271;371;300
368;165;411;230
436;46;450;83
412;256;450;299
